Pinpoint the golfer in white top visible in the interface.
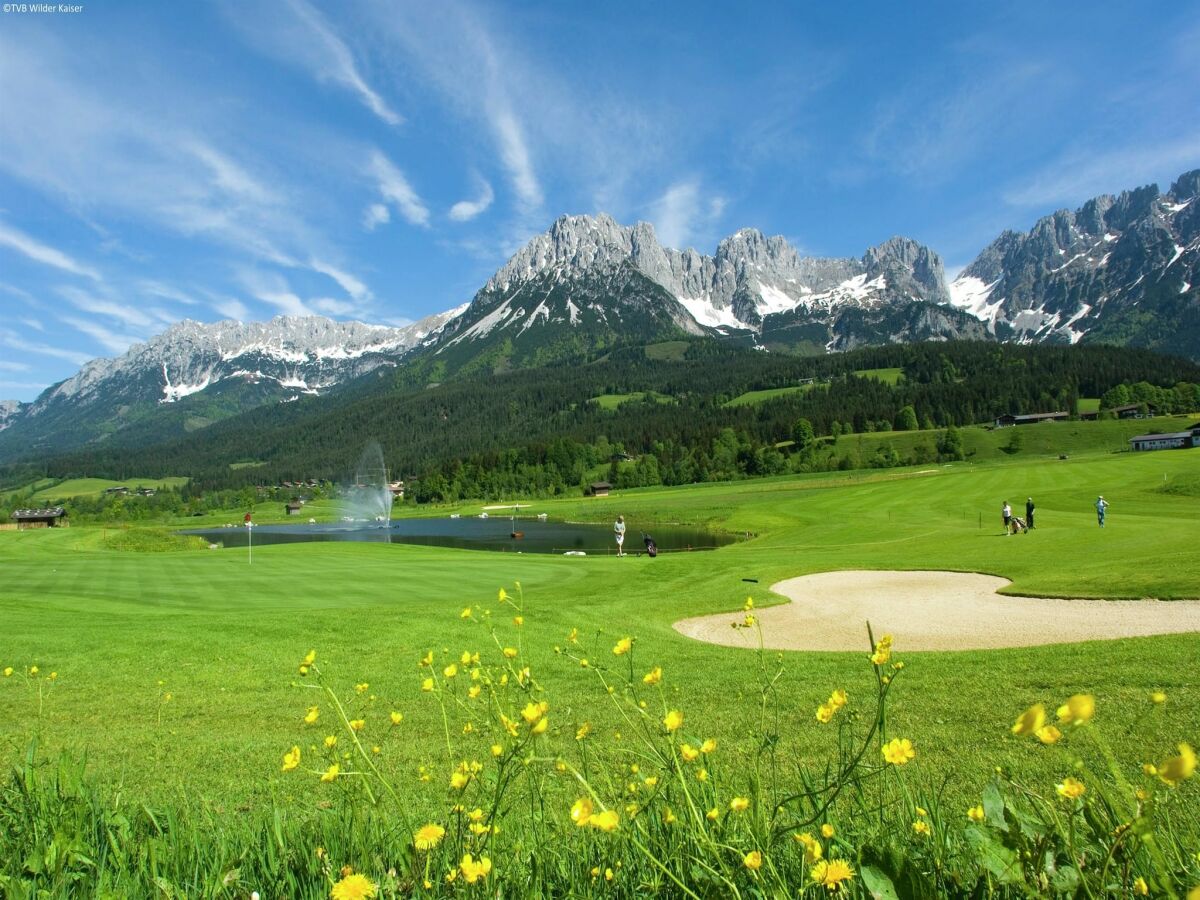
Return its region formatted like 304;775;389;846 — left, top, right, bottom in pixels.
614;515;626;556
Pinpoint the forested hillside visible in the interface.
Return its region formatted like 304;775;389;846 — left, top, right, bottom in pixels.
14;342;1195;501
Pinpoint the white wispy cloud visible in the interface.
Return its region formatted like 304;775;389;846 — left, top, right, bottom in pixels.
1003;133;1200;209
0;221;102;281
646;180;727;250
212;297;251;321
449;175;495;222
57;315;144;355
139;280;199;306
0;361;31;372
312;297;357;316
57;285;156;330
308;258;372;302
368;150;431;227
237;269;316;317
363;203;391;230
0;329;91;367
19;318;45;331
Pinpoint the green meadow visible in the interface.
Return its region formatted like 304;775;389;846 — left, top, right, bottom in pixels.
2;444;1198;815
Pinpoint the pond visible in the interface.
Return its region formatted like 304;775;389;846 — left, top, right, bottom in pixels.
182;516;735;555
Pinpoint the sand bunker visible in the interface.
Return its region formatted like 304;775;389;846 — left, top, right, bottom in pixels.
673;570;1200;652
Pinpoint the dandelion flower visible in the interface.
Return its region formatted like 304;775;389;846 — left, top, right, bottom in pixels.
1156;744;1195;786
663;710;683;732
729;797;750;813
1056;694;1095;727
643;666;663;685
612;637;632;656
743;850;762;870
330;872;376;900
320;764;339;783
1056;776;1086;800
967;805;985;823
390;711;403;726
414;823;445;850
591;809;619;832
282;746;301;772
304;706;319;725
811;859;854;891
882;738;915;766
821;823;835;838
459;853;492;884
1011;703;1046;736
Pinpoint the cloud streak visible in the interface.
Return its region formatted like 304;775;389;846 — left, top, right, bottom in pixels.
368;150;431;227
449;176;495;222
0;221;102;281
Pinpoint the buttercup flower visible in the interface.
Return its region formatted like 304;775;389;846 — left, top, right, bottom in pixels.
414;823;445;850
591;809;619;832
330;872;376;900
443;664;457;678
643;666;662;685
821;823;836;838
613;637;632;656
743;850;763;870
1011;703;1046;736
1133;877;1149;895
967;805;985;823
870;635;892;666
729;796;750;813
571;797;594;827
390;711;403;726
794;832;822;863
459;853;492;884
815;703;834;724
701;738;717;754
320;764;339;783
664;710;683;732
882;738;915;765
912;820;931;836
302;650;316;666
1150;691;1167;705
324;735;337;749
1056;694;1095;727
1056;776;1086;800
503;647;518;659
1036;725;1062;745
282;746;301;772
349;719;365;732
680;743;700;762
304;706;319;725
460;607;472;619
1156;743;1196;786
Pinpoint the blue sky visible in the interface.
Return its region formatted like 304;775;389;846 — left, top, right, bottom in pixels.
1;0;1198;401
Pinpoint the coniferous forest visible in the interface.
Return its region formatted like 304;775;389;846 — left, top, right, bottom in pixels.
7;340;1199;502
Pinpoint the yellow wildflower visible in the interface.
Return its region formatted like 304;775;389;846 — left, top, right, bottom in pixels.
460;607;472;619
503;647;518;659
815;703;835;724
491;743;503;757
829;689;848;709
513;615;524;626
1056;694;1095;727
1150;691;1167;705
1156;743;1195;786
354;682;369;694
324;735;338;749
662;807;676;825
521;701;544;724
912;820;931;836
531;716;549;735
450;771;469;790
643;666;662;685
1036;725;1062;745
663;709;683;732
821;823;836;838
414;823;445;850
468;684;481;699
743;614;757;627
304;706;319;725
915;807;927;817
613;636;632;656
591;809;619;832
794;832;822;863
1011;703;1046;736
568;627;578;643
967;805;985;823
729;797;750;813
1143;763;1158;776
680;743;700;762
330;872;376;900
696;768;708;782
303;650;316;666
390;711;403;726
701;738;717;753
882;738;915;765
706;807;719;821
1133;877;1149;896
443;663;457;678
1056;776;1086;800
419;650;433;667
29;666;39;675
811;859;854;891
349;719;365;732
3;668;11;677
870;635;892;666
320;764;339;783
743;850;763;870
421;677;434;692
371;745;380;754
576;722;591;741
282;746;301;772
459;853;492;884
571;797;594;827
604;868;614;881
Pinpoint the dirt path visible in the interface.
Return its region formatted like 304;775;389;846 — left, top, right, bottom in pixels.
673;570;1200;652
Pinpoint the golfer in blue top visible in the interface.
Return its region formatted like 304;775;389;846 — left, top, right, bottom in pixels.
1096;495;1109;527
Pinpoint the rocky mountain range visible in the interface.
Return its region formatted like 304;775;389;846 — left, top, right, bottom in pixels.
1;168;1197;462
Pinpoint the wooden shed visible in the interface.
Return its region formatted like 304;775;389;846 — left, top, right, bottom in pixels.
11;507;68;529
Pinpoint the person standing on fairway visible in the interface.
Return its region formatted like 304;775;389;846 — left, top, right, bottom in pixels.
614;515;626;556
1002;501;1012;535
1096;495;1109;528
1026;497;1035;529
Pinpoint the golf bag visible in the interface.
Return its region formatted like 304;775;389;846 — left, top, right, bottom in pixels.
643;533;658;558
1010;516;1028;534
